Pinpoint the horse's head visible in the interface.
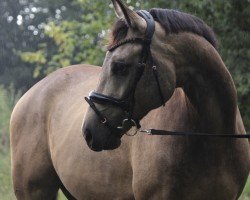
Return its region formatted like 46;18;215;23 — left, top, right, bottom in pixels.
82;0;176;151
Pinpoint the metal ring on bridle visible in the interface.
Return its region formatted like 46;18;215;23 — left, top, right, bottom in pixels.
124;119;139;136
125;130;138;136
101;118;107;124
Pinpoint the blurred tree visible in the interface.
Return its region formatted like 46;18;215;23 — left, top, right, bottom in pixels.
21;0;116;76
0;0;33;92
0;0;81;92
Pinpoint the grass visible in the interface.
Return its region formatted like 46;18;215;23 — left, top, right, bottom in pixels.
0;86;249;199
0;86;13;154
240;179;250;200
0;87;15;199
0;152;15;200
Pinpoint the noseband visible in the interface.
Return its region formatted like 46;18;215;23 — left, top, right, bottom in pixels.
85;10;165;133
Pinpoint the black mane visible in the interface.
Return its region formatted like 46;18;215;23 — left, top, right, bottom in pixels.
149;8;217;49
109;8;217;49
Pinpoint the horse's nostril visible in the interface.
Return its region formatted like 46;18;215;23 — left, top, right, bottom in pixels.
85;128;93;145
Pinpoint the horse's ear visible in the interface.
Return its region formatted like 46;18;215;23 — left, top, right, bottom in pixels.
111;0;146;30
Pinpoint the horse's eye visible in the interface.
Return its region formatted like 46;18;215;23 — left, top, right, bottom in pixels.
112;62;128;76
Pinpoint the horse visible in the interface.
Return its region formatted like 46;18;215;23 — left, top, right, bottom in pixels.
10;0;249;199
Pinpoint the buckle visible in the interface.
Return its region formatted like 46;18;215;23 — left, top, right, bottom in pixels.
139;129;152;135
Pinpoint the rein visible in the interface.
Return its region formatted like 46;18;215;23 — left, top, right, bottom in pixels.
140;129;250;138
85;10;250;139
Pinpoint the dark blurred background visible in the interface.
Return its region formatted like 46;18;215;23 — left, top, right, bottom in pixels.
0;0;249;199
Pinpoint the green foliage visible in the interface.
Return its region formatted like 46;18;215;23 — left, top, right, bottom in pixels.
0;87;17;199
0;152;15;200
19;0;114;77
0;0;83;92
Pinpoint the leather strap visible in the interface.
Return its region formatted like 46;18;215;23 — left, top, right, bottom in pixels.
152;66;165;106
137;10;155;43
108;37;145;52
88;91;130;111
140;129;250;138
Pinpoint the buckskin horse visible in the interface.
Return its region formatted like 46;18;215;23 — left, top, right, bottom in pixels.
10;0;249;199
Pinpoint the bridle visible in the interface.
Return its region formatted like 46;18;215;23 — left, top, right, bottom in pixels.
85;10;250;139
85;10;164;134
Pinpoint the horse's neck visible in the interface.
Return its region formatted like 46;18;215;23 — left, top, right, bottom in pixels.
163;33;237;134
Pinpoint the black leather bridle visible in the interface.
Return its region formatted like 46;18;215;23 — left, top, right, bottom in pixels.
85;10;250;139
85;10;164;133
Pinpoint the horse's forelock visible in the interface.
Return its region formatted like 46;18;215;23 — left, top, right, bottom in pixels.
108;19;129;48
